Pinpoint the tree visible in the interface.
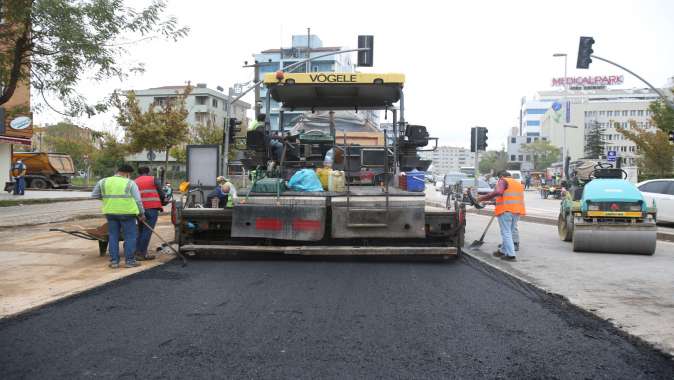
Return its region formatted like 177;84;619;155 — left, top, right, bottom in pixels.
169;115;223;163
616;120;673;178
478;149;508;175
584;121;606;159
0;0;188;116
649;89;674;135
520;140;560;171
90;133;128;178
113;85;192;173
41;121;97;170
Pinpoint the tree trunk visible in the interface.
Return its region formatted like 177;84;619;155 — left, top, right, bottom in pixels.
163;147;170;184
0;25;30;106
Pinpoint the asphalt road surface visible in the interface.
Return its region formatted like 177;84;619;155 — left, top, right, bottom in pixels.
2;258;673;379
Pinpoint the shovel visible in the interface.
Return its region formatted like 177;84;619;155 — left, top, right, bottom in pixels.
470;214;496;248
139;218;187;267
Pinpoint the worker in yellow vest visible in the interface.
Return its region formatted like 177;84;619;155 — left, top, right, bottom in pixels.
478;170;526;261
91;164;145;269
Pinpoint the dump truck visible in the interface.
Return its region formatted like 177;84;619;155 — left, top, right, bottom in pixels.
11;152;75;189
557;160;657;255
173;72;465;259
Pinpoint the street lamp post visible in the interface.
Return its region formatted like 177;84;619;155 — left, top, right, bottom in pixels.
553;53;569;179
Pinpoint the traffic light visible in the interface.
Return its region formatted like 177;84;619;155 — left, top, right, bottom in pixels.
477;127;488;151
228;117;242;143
576;36;595;69
470;127;488;152
470;127;477;152
669;130;674;143
357;35;374;67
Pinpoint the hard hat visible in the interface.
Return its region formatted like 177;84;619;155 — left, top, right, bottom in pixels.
179;181;190;193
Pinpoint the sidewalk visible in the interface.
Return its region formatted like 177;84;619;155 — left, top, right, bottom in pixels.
0;190;92;201
465;213;674;356
0;216;175;319
0;200;102;228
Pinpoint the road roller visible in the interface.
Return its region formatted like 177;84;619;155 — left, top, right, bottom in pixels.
557;161;657;255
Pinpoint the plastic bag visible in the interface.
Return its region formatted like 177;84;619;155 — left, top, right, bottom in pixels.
288;169;324;192
323;148;335;168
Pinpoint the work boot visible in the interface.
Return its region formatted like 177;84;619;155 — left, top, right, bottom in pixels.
108;262;119;269
492;250;505;258
501;255;517;262
124;261;141;268
134;253;156;261
498;243;520;251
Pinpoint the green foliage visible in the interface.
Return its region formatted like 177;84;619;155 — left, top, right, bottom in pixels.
90;133;128;178
649;90;674;134
478;149;508;175
616;120;673;178
584;121;605;159
113;85;191;171
0;0;188;115
41;122;96;169
520;140;560;171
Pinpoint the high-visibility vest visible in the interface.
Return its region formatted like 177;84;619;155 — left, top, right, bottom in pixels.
495;177;526;216
135;175;162;210
100;176;140;215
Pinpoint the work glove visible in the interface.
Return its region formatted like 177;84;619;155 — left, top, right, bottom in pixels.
137;214;147;223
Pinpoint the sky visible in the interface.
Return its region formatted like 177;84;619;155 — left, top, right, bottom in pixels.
35;0;674;150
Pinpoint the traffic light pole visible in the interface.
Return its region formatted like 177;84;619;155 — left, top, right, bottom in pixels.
591;55;674;111
474;131;479;187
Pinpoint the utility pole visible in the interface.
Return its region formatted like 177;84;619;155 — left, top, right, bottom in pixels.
553;53;568;179
306;28;311;73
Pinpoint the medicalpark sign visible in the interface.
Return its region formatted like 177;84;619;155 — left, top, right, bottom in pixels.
552;75;624;89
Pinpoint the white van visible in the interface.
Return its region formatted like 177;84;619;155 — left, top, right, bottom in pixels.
508;170;524;184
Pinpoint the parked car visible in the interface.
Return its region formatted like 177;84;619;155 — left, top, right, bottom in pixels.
441;172;468;195
637;179;674;224
459;178;492;196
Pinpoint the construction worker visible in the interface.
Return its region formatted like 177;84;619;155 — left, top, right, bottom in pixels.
250;113;283;161
91;164;145;268
216;176;237;207
134;166;165;261
11;159;27;195
249;113;266;130
478;170;526;261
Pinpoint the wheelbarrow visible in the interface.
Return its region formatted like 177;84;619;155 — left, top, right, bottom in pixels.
50;223;116;256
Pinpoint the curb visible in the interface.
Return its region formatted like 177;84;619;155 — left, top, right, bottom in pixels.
0;197;91;208
460;249;674;359
468;208;674;243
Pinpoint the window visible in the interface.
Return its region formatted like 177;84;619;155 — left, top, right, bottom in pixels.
622;110;628;116
195;112;209;123
629;110;637;116
511;137;516;143
195;96;208;105
599;111;605;116
607;111;613;117
518;155;523;161
637;110;644;116
534;137;539;142
525;155;531;161
526;137;531;143
542;137;547;141
638;181;670;195
212;98;218;108
510;155;516;161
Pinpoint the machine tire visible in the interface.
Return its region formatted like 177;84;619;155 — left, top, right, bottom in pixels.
558;213;573;241
30;178;49;189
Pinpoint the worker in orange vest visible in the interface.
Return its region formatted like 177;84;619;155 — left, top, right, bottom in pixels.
478;170;526;261
134;166;165;261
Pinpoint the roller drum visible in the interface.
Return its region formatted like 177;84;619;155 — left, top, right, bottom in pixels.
572;223;656;255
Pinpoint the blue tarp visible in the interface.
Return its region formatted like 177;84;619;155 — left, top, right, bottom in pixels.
288;169;324;192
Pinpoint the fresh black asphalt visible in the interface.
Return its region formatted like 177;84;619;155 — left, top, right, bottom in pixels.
1;257;673;379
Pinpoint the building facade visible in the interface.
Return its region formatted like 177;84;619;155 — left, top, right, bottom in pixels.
419;146;476;175
0;80;32;187
509;78;673;177
133;83;250;131
253;34;377;131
